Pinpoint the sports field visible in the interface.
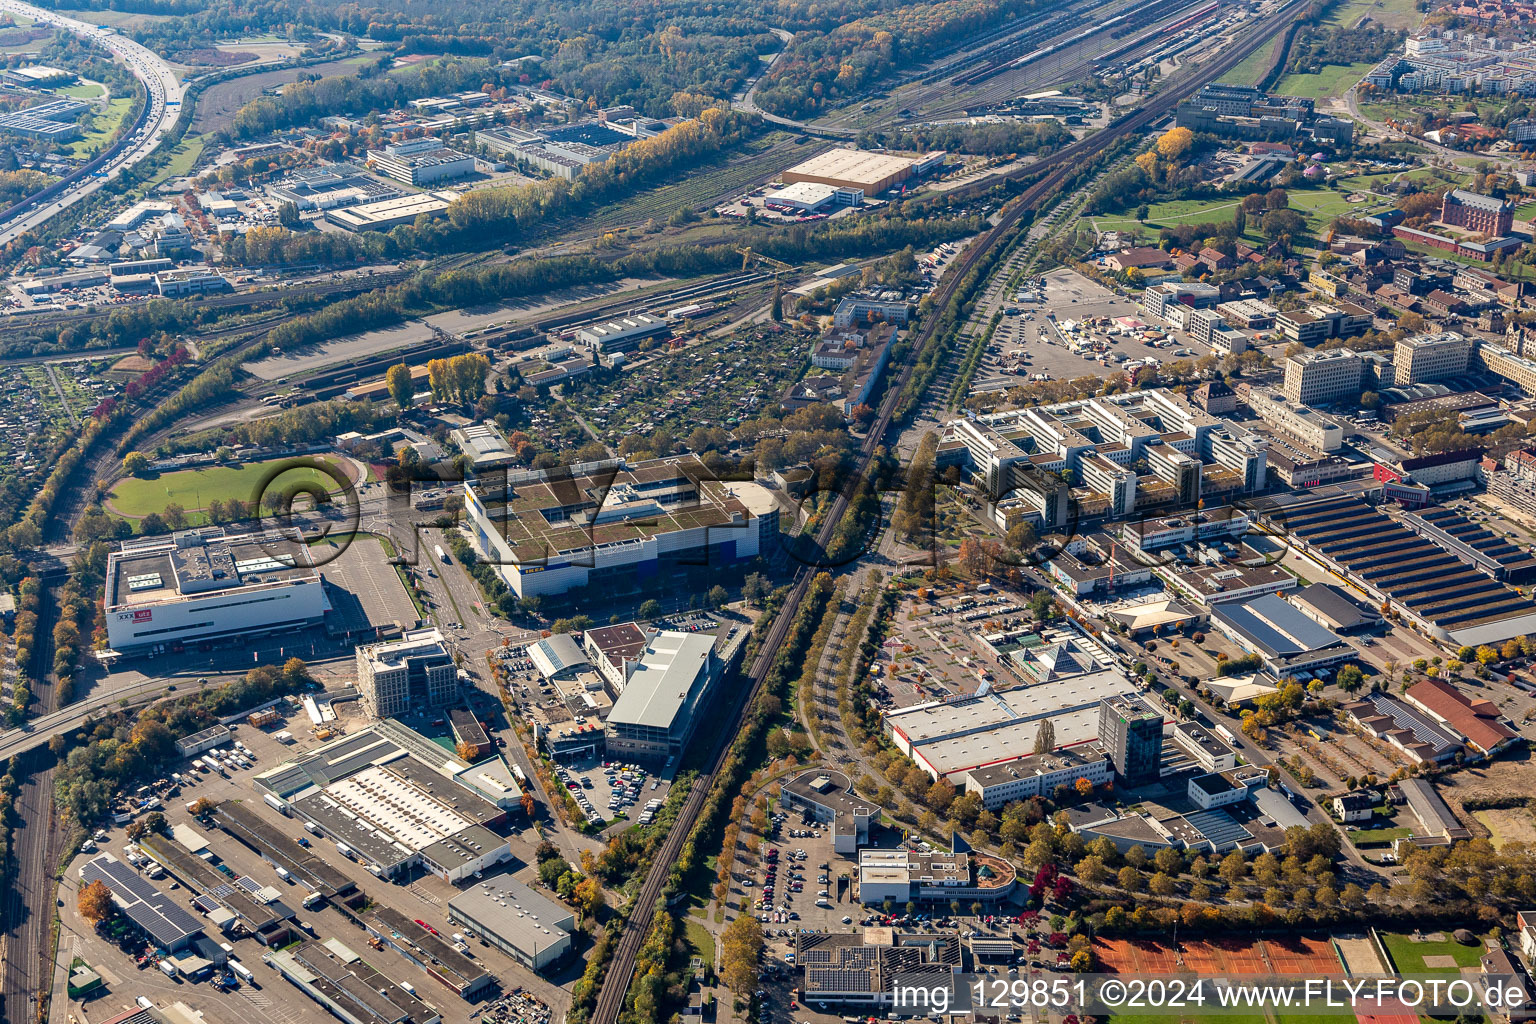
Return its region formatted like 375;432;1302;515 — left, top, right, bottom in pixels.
1095;935;1341;976
1379;931;1485;974
109;455;355;517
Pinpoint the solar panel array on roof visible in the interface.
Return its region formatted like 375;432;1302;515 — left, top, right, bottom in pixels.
1183;808;1254;850
81;854;202;948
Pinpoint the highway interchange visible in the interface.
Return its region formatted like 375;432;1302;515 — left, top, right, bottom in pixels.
0;0;185;246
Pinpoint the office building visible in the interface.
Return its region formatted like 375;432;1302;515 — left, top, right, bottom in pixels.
1171;722;1237;773
832;295;911;328
604;630;719;762
105;529;324;654
782;770;875;853
447;879;575;971
1395;331;1472;386
1246;389;1346;452
153;212;191;256
356;629;458;718
1283;348;1363;405
961;746;1112;810
1097;695;1163;785
366;138;475;186
856;849;1016;905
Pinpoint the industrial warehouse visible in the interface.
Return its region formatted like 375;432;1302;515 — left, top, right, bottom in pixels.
104;528;326;654
463;456;780;599
780;147;946;195
254;722;514;882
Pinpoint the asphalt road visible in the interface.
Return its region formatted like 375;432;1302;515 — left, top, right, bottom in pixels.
0;0;185;245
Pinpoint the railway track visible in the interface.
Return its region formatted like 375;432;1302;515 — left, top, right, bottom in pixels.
585;4;1305;1022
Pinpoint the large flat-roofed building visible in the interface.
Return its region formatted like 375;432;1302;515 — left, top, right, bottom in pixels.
254;723;509;883
1283;348;1363;405
1208;592;1355;675
447;879;575;970
464;456;780;599
356;628;458;718
767;180;863;212
366;138;475;186
781;148;918;195
605;630;719;762
885;635;1136;781
0;98;87;140
797;930;963;1010
80;853;203;950
324;191;458;231
1253;491;1536;645
449;422;516;470
1395;330;1472;385
105;529;325;654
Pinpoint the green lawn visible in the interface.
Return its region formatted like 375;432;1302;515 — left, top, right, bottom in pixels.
683;918;715;966
1322;0;1423;29
67;96;133;159
1222;45;1275;88
1095;187;1379;240
109;456;353;517
1515;200;1536;221
1272;62;1378;100
58;79;105;100
1345;826;1411;846
1380;932;1486;974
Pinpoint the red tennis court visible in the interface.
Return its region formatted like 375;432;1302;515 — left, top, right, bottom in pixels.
1094;936;1180;973
1264;935;1342;975
1356;998;1418;1024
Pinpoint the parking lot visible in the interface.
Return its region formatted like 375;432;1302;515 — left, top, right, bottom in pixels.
60;702;574;1024
735;806;855;934
316;532;421;633
874;582;1033;712
552;756;670;827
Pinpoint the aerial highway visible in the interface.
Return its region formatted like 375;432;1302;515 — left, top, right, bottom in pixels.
0;0;185;245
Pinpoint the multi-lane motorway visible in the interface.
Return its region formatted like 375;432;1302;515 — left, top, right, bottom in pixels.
0;0;185;245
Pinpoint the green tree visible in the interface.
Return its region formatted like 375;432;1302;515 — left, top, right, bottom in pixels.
386;363;415;412
122;451;149;476
638;599;662;619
